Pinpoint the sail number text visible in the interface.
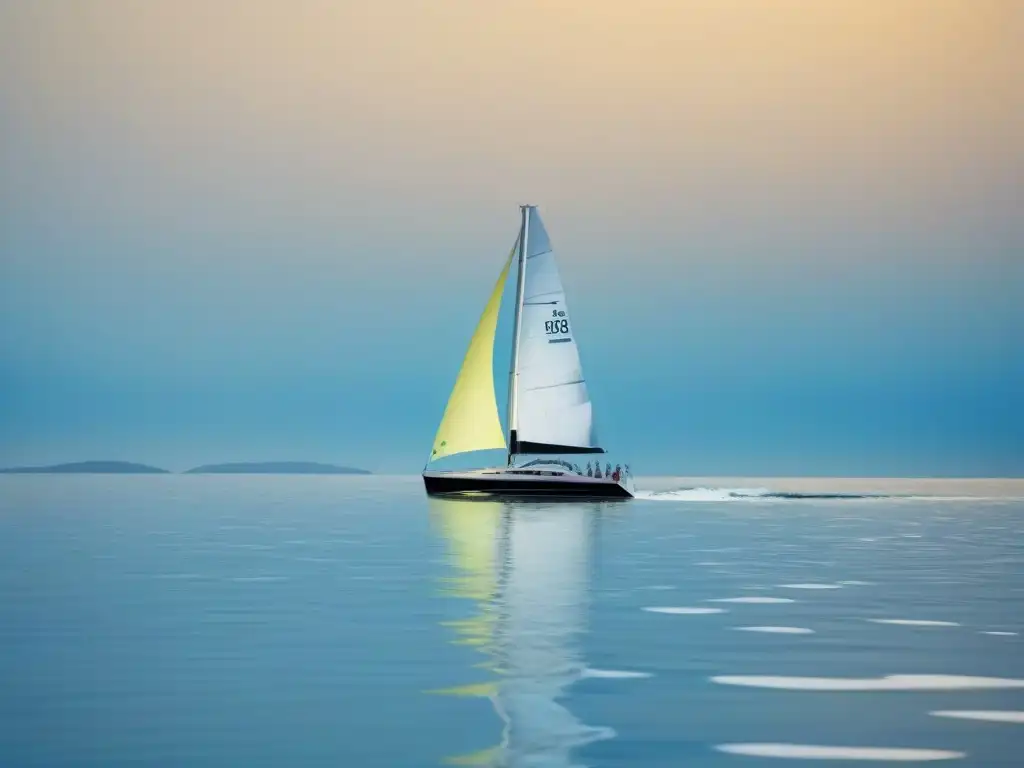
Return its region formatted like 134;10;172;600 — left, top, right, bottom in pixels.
545;310;570;336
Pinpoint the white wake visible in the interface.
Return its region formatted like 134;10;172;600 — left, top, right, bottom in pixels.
635;487;774;502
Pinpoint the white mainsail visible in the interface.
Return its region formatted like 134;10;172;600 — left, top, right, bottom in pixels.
511;207;602;455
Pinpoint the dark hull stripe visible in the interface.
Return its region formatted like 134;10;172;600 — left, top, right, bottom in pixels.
515;440;605;455
423;474;632;500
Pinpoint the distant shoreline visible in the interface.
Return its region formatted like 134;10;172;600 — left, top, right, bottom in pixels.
0;460;170;474
184;462;371;475
1;468;1017;498
0;460;372;475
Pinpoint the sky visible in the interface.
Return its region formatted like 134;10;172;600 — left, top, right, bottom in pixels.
0;0;1020;475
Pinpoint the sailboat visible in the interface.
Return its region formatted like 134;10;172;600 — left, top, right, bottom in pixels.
423;205;635;499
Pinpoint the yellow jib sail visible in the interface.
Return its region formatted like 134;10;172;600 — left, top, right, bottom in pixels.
430;246;515;462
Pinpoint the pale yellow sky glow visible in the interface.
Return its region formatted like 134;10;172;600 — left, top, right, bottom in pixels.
1;0;1019;277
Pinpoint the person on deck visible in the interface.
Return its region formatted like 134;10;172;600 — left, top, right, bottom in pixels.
594;463;602;478
586;462;593;477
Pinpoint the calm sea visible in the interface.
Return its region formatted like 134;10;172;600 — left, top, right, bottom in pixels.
2;475;1023;766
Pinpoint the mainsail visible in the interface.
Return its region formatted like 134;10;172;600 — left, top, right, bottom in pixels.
511;208;602;455
430;245;516;462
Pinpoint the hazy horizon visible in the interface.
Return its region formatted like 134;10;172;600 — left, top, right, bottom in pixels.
1;1;1020;476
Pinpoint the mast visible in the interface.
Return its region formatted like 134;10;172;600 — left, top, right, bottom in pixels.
506;204;531;465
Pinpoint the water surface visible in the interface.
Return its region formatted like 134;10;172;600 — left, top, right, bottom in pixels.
2;475;1022;766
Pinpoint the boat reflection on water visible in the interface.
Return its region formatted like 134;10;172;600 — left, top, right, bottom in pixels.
428;497;614;766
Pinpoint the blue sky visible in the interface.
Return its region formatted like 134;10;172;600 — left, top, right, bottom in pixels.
0;1;1020;475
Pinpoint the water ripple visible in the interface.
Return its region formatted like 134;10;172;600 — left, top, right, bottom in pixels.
643;606;725;615
715;744;965;761
712;674;1024;691
709;597;796;604
733;626;815;635
931;711;1024;724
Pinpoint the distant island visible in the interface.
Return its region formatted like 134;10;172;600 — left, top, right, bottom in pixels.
184;461;371;475
0;460;170;474
0;460;372;475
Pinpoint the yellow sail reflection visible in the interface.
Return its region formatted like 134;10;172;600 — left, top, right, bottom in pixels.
430;498;502;665
430;244;516;462
441;746;502;767
427;497;506;764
